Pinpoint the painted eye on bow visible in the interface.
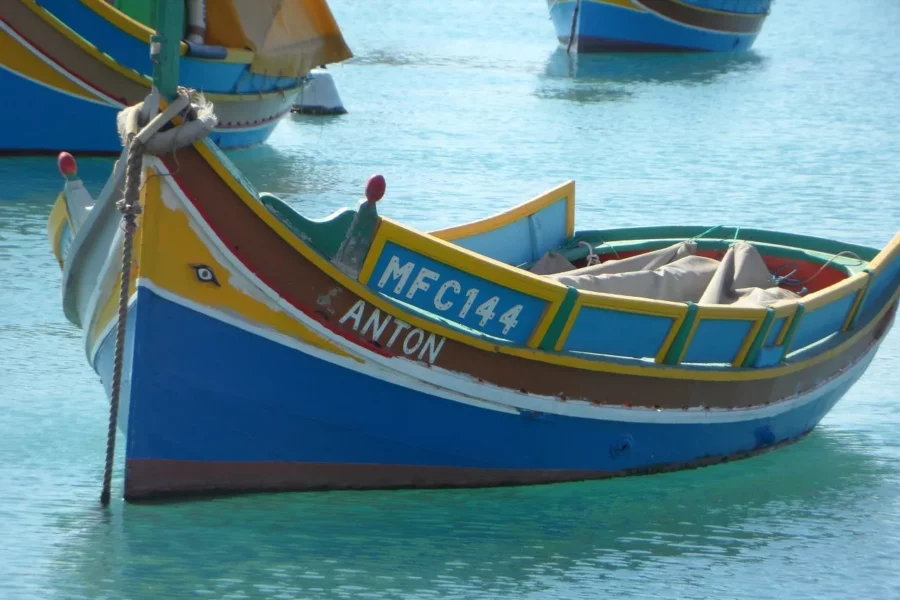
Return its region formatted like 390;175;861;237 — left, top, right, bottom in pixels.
190;264;220;286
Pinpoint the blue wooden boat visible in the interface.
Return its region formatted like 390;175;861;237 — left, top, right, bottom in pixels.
48;2;899;502
547;0;772;53
0;0;351;153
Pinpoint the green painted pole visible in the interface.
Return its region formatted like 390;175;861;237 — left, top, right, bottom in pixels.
150;0;183;100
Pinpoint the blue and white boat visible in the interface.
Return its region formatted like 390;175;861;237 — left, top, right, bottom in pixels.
547;0;772;53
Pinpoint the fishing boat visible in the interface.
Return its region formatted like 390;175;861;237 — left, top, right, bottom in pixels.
0;0;351;153
50;2;898;502
547;0;772;53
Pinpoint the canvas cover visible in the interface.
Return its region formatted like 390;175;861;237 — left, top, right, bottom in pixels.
529;251;576;275
205;0;352;77
533;241;799;307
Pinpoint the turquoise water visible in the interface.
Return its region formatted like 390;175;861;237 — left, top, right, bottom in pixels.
1;0;899;597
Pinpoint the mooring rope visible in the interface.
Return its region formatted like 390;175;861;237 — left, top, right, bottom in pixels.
100;134;144;506
100;89;217;506
566;0;581;54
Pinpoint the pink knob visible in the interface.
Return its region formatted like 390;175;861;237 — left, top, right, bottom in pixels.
365;174;386;204
58;152;78;178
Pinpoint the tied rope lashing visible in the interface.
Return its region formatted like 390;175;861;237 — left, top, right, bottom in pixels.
100;89;217;506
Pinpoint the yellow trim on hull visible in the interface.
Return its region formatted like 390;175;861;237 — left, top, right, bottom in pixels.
131;171;350;359
22;0;150;87
431;180;576;242
20;1;301;107
0;27;105;102
191;139;899;382
797;272;868;312
868;231;900;276
47;193;70;268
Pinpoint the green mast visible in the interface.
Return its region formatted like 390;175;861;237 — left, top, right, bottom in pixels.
150;0;183;99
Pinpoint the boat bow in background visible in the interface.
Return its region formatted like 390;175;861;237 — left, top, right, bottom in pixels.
0;0;351;152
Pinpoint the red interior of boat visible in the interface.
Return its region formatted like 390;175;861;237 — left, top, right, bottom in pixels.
587;248;849;295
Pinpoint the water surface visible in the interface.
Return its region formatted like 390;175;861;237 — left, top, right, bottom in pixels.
1;0;898;597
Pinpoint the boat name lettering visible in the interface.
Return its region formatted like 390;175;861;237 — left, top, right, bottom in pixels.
339;300;446;363
375;255;524;335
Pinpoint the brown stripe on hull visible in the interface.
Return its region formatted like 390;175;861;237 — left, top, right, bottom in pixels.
0;1;148;104
161;147;896;412
635;0;767;34
124;431;811;501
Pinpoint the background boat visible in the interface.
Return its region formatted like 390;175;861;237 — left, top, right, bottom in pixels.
0;0;351;153
547;0;772;53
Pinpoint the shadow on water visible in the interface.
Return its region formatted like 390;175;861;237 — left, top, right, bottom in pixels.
536;48;767;103
47;431;894;598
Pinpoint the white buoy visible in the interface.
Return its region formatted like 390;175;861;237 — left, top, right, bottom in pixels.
292;68;347;115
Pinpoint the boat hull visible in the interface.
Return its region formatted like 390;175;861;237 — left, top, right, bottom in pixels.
0;1;305;152
548;0;770;53
97;282;890;500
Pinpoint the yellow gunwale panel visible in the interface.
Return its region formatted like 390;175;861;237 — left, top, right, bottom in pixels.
138;172;349;357
842;285;869;332
770;300;798;345
431;181;576;242
798;272;868;312
47;194;70;267
359;217;568;348
552;298;685;363
191;139;899;382
0;27;105;102
363;218;568;301
676;305;768;367
867;231;900;276
24;0;150;87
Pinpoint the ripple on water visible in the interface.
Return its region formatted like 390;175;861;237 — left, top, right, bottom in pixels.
1;0;899;597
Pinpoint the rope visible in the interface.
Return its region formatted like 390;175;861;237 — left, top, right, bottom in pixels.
100;133;144;506
578;240;600;265
773;250;866;288
687;224;725;242
99;88;217;506
566;0;580;54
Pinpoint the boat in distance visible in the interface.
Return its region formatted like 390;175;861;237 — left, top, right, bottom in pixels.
547;0;773;53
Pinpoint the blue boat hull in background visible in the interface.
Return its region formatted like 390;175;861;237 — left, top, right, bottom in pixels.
548;0;771;53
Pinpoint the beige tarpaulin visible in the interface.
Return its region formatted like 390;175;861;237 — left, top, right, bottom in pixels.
206;0;352;78
534;241;800;307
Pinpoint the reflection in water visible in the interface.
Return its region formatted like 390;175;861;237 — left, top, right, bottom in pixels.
48;433;895;598
226;140;347;215
537;49;766;103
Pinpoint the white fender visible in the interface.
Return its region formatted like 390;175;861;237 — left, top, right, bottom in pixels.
292;68;347;115
186;0;206;44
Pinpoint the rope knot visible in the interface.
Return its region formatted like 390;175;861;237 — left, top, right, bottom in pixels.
116;198;144;216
